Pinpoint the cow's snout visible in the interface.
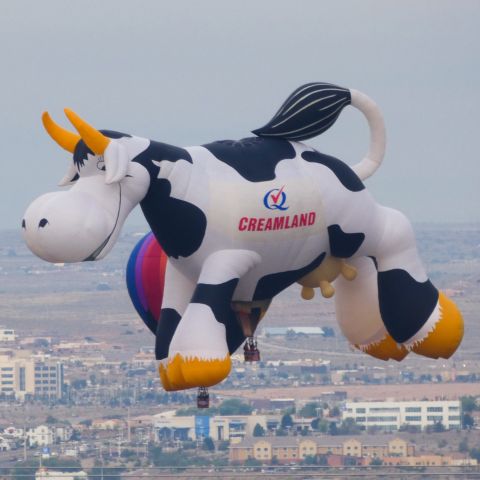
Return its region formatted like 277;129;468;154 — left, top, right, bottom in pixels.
22;190;113;263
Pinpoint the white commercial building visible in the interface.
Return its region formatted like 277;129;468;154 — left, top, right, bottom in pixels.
0;355;64;400
28;425;54;447
153;412;270;443
27;424;73;447
343;400;461;431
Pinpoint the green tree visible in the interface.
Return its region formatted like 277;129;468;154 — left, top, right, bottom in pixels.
150;449;190;468
42;458;82;470
245;457;262;466
253;423;265;437
299;402;319;417
328;422;338;436
470;448;480;462
218;398;252;415
329;406;340;417
302;454;317;465
317;454;328;465
300;426;309;436
338;418;361;435
176;406;218;416
463;413;474;429
433;422;445;433
461;396;477;413
120;449;136;459
311;418;328;433
311;418;320;430
45;415;58;424
281;413;293;429
203;436;215;451
71;379;87;389
459;438;469;453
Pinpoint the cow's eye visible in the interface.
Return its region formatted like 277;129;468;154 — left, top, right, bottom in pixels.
97;158;106;171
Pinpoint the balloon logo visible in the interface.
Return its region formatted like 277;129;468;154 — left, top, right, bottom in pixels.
263;186;289;211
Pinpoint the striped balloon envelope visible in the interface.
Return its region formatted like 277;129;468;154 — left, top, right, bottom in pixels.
126;232;168;334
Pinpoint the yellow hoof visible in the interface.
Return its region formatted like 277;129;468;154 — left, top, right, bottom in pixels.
360;334;409;361
163;354;188;390
166;353;231;389
158;363;178;391
410;292;464;359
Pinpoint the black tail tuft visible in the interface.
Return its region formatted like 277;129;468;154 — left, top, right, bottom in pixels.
252;82;351;141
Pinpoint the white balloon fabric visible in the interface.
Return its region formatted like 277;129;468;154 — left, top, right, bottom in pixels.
22;83;464;392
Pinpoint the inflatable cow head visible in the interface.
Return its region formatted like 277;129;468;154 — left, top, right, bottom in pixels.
22;110;150;262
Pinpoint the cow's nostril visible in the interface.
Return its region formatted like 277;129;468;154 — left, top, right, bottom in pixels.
21;219;26;229
38;218;49;228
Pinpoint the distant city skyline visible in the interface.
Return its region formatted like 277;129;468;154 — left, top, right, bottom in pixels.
1;0;479;229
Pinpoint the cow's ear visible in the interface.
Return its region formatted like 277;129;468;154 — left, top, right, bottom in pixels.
58;164;79;187
104;140;129;184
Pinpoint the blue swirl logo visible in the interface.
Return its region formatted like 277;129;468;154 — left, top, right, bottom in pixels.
263;186;289;211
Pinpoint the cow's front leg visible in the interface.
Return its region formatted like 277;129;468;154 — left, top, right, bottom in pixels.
156;260;197;391
164;249;261;390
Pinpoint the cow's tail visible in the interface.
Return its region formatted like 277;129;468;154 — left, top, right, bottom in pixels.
252;83;386;181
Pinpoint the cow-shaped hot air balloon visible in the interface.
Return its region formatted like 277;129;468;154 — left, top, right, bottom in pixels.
23;83;464;396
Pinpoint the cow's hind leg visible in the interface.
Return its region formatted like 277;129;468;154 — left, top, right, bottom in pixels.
164;249;261;390
371;207;463;358
334;256;408;361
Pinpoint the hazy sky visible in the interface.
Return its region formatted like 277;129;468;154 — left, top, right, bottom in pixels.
1;0;479;230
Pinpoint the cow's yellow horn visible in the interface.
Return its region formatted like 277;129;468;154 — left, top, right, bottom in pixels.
64;108;110;155
42;112;80;154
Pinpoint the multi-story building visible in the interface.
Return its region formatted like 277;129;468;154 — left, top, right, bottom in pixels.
342;400;461;431
229;435;414;464
27;425;54;447
0;355;64;400
27;424;72;447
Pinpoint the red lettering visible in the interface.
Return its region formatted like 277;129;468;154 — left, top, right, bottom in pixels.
273;217;284;230
239;212;316;231
239;217;248;231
